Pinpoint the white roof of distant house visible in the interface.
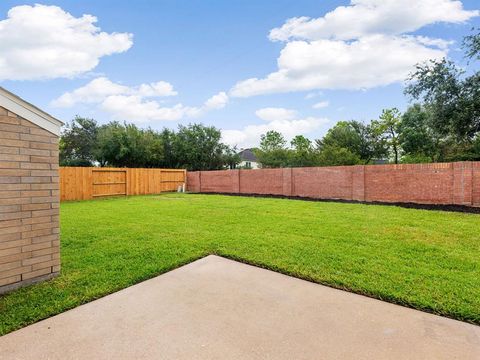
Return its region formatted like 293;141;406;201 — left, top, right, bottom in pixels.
0;87;63;136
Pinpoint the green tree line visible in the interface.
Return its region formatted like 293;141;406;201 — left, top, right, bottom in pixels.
60;121;239;171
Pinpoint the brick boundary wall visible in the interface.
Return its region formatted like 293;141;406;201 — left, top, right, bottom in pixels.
0;107;60;294
187;162;480;207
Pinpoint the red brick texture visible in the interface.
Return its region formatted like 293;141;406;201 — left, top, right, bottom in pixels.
0;107;60;293
187;162;480;207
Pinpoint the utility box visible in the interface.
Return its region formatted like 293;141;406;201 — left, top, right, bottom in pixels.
0;87;63;294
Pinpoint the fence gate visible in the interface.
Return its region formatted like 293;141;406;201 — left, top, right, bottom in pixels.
92;169;127;198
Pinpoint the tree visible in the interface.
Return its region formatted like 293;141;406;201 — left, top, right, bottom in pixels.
259;130;287;151
291;135;311;152
158;128;176;168
96;122;164;168
317;120;386;164
60;117;99;166
289;135;318;167
463;27;480;61
371;108;402;164
223;146;241;169
398;104;442;162
172;124;237;171
255;131;290;168
405;29;480;141
317;145;361;166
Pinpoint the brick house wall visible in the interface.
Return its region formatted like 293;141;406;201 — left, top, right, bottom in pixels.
187;162;480;207
0;106;60;293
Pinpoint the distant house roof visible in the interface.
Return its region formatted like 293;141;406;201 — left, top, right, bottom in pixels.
238;148;257;162
0;87;63;136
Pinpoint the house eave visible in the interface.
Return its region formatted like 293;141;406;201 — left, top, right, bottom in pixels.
0;87;63;136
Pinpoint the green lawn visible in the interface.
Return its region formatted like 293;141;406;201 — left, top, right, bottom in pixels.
1;193;479;335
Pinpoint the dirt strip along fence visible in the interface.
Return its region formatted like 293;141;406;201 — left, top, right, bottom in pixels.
187;162;480;207
60;167;186;201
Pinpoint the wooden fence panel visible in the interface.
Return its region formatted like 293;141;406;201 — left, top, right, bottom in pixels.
60;167;186;201
92;169;127;198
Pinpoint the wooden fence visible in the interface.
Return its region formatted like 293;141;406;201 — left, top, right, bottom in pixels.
60;167;186;201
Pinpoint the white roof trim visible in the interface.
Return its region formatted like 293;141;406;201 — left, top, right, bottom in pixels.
0;87;63;136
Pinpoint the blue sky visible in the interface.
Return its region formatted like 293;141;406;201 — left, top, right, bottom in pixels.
0;0;479;148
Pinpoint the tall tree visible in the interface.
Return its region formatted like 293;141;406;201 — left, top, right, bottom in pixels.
317;120;386;164
398;104;442;162
255;131;290;168
371;108;402;164
60;117;99;166
96;122;164;168
259;130;287;151
158;128;176;168
289;135;318;167
172;124;237;171
405;29;480;141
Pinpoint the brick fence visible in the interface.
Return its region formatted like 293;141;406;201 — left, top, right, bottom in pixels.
187;162;480;207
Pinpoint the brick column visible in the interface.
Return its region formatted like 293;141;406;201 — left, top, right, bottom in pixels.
232;169;241;193
452;162;473;205
282;168;293;196
198;172;202;193
352;165;365;201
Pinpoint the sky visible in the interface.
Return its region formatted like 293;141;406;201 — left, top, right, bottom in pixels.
0;0;479;148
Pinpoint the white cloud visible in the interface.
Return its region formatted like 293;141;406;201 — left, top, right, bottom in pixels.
0;4;133;80
269;0;479;42
305;91;323;99
203;91;229;110
101;96;190;122
222;108;328;148
136;82;178;97
231;35;446;96
312;101;329;109
51;77;177;108
100;91;229;122
255;107;297;121
230;0;478;97
51;77;129;107
414;36;454;50
52;77;228;122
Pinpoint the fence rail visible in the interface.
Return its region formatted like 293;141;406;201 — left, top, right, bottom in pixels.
187;162;480;207
60;167;186;201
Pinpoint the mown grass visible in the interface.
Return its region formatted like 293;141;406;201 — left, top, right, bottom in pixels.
0;193;479;335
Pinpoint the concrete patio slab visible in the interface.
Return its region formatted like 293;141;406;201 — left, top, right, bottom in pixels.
1;255;479;359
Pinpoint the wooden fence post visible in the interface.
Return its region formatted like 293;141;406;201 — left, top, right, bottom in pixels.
183;169;187;192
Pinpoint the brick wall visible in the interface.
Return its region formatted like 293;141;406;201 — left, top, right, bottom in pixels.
0;106;60;293
187;162;480;207
292;166;354;199
364;163;454;204
240;169;284;195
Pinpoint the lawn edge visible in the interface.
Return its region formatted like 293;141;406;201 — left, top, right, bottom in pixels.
188;192;480;215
